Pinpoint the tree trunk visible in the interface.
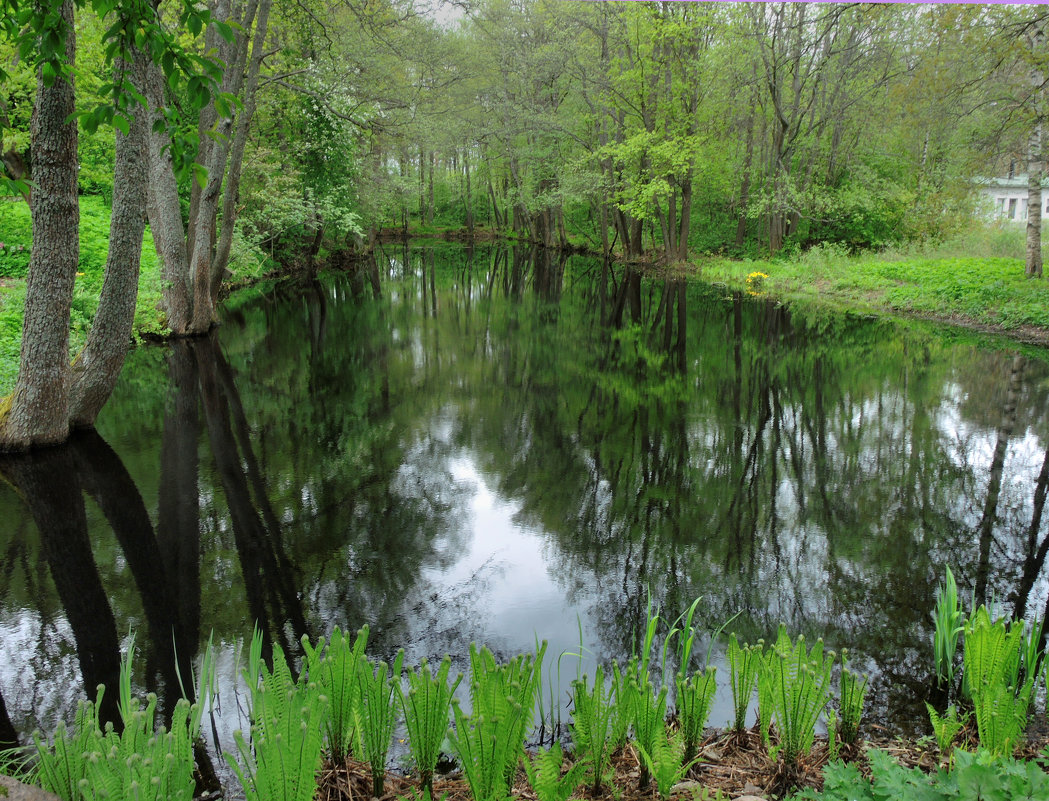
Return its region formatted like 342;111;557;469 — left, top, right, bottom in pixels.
1028;122;1043;278
464;149;474;235
0;0;78;450
68;51;149;427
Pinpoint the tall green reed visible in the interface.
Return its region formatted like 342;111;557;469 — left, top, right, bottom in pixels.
301;625;369;763
354;650;406;797
397;656;462;796
225;629;328;801
932;565;965;690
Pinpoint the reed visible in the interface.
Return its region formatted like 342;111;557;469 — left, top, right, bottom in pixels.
932;565;965;690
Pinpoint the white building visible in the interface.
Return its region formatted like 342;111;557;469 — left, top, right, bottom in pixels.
976;174;1049;222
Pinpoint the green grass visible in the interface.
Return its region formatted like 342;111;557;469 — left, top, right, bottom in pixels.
697;226;1049;334
0;195;164;395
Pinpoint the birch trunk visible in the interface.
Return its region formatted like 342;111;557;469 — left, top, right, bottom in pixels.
1027;122;1043;278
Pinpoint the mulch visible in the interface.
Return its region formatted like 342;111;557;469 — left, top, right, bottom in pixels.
315;726;1049;801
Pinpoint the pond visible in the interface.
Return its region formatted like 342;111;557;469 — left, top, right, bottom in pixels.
1;243;1048;760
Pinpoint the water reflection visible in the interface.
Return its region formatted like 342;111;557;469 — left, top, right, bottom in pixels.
0;244;1048;749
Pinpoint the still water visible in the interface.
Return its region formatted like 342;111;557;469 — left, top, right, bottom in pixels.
1;243;1048;755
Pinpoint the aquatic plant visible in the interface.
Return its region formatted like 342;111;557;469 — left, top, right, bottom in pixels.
675;666;716;765
354;651;406;797
569;664;616;791
398;656;462;796
636;725;691;801
764;626;834;765
932;565;965;690
727;633;759;733
836;650;868;746
302;625;369;763
226;629;328;801
523;743;585;801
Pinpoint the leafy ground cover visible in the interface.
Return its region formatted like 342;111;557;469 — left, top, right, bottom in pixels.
696;234;1049;343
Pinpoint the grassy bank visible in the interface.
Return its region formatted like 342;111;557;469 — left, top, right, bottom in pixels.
695;227;1049;345
0;195;166;394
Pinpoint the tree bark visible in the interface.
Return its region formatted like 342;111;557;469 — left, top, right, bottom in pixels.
1027;124;1042;278
0;0;78;449
68;52;149;427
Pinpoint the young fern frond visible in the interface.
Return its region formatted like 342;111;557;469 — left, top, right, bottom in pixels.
926;703;966;766
449;700;522;801
635;725;693;801
398;656;462;796
837;650;868;746
570;664;616;792
675;666;716;765
523;742;586;801
608;661;632;750
628;676;668;791
765;625;834;765
354;650;406;797
225;631;329;801
727;633;759;732
302;625;369;763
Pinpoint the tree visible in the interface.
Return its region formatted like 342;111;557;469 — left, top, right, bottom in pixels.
0;0;223;450
1026;21;1045;279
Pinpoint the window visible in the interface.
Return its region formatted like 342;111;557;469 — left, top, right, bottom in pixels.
1022;198;1029;219
1009;198;1018;218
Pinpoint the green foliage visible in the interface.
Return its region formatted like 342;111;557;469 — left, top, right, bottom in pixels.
626;672;668;791
727;634;759;733
792;748;1049;801
466;642;547;789
398;656;462;795
635;727;691;801
933;565;965;689
836;651;868;747
569;664;616;792
675;667;716;765
32;635;205;801
354;651;406;797
225;629;329;801
764;626;834;765
302;626;370;763
523;743;585;801
962;606;1032;757
926;704;966;765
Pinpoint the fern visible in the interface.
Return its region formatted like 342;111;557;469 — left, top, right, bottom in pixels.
225;629;329;801
569;664;615;792
727;634;759;733
302;625;369;763
523;743;585;801
635;726;694;801
398;656;462;796
836;650;868;746
355;651;406;797
675;666;716;765
449;701;522;801
926;703;966;766
627;675;668;791
764;626;834;765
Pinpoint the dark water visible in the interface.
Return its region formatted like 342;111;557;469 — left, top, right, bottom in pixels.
2;243;1049;756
